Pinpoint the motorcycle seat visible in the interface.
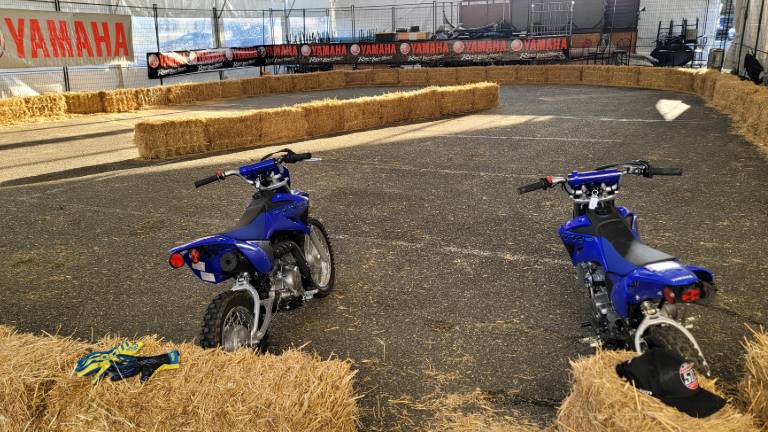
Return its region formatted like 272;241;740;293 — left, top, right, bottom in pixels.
595;218;674;267
576;209;675;268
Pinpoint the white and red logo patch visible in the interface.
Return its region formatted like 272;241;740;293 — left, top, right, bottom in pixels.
452;40;465;54
300;44;311;56
510;39;523;52
680;362;699;390
147;53;159;68
399;42;411;55
350;44;361;56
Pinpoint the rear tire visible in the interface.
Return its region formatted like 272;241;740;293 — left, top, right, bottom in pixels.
199;290;268;352
644;325;709;375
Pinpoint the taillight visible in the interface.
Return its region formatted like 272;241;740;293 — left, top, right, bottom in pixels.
169;253;185;269
190;249;200;264
680;287;701;302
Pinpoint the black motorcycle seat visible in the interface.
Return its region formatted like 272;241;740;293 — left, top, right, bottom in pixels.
576;209;675;268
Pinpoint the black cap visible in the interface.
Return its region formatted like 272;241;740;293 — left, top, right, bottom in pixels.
615;349;726;418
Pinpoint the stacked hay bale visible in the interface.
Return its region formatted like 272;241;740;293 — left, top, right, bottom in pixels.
64;91;104;114
515;65;548;84
741;88;768;146
134;117;210;159
260;106;309;144
219;79;245;99
167;81;223;105
134;83;500;159
427;67;458;86
546;64;583;85
693;69;722;102
607;66;640;88
344;69;374;87
486;66;517;84
241;76;269;96
739;329;768;429
712;78;762;124
638;67;695;93
316;71;347;90
293;73;321;92
46;335;358;432
101;89;139;112
398;68;429;86
23;94;68;119
263;74;295;94
134;86;169;109
581;65;613;87
372;68;400;86
455;66;488;84
0;97;29;126
557;350;757;431
0;326;359;432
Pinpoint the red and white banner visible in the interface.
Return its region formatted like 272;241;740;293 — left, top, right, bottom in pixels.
0;8;133;68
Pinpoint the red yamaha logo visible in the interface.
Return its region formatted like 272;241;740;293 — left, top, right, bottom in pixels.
679;362;699;390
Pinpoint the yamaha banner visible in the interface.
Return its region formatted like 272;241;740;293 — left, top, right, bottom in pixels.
147;37;569;79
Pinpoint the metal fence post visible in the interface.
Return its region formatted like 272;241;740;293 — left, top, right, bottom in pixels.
53;0;70;92
736;0;751;75
153;3;163;85
213;7;223;80
269;9;274;44
391;6;395;32
303;9;306;42
351;5;356;41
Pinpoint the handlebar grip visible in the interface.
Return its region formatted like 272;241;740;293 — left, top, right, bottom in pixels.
194;174;220;188
649;167;683;176
518;178;549;194
283;152;312;163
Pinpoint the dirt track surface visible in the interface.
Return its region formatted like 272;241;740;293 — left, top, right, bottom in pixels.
1;85;767;429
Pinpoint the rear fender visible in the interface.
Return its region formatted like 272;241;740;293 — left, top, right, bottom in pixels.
686;265;714;284
168;236;273;283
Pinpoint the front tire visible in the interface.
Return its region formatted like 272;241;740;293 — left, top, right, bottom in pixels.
304;217;335;298
199;290;268;351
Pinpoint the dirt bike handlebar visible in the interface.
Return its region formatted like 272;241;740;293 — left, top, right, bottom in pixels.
518;178;550;194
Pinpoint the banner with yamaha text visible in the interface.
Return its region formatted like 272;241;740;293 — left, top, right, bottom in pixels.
146;37;569;79
0;8;133;68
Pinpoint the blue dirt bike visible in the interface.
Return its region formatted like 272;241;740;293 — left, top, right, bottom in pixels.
519;161;715;374
168;149;335;351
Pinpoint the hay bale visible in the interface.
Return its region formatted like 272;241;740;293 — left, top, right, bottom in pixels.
204;111;264;151
316;71;347;90
410;88;441;121
557;350;757;432
263;75;295;94
436;86;473;115
637;67;695;93
581;65;613;86
515;66;548;84
293;73;321;92
471;82;500;111
546;65;583;85
741;89;768;147
0;325;92;431
134;117;210;159
398;68;429;86
428;390;543;432
608;66;641;87
739;329;768;429
219;79;244;99
300;98;346;136
427;68;458;86
694;69;723;101
712;79;762;123
134;86;169;108
372;68;400;86
455;66;488;84
344;69;374;87
45;336;358;432
0;97;28;126
486;66;517;84
23;93;67;118
377;92;412;124
242;77;269;96
167;81;222;105
260;106;308;143
342;96;384;130
64;91;104;114
100;89;139;112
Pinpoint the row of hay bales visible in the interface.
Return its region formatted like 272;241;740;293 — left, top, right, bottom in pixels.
134;82;500;159
0;325;358;432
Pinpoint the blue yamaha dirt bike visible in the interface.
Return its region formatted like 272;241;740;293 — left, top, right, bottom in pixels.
168;149;335;351
519;161;715;374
